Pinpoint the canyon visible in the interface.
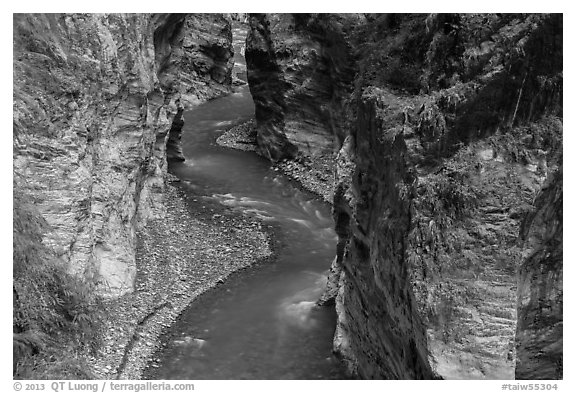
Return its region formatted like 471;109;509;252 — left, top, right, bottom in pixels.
245;13;563;379
13;13;562;380
14;13;234;297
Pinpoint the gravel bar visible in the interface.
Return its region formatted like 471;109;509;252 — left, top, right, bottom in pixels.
87;179;272;379
217;118;335;204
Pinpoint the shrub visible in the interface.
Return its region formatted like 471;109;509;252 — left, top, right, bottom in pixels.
13;189;104;379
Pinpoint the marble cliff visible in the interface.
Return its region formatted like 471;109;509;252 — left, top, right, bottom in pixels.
245;13;562;379
13;13;562;380
13;13;233;297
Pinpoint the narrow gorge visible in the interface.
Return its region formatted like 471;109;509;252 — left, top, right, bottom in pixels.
13;13;562;381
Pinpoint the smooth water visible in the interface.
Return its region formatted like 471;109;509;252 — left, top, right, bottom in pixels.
150;23;346;380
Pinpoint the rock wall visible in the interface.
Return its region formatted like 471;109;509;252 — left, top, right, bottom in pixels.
246;13;562;379
515;167;563;379
332;88;436;378
158;14;234;161
245;13;356;161
13;13;233;297
246;13;436;379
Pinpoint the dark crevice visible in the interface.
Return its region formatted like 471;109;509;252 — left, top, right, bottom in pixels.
166;105;185;162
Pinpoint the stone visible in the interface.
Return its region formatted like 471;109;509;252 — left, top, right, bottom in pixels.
13;13;234;298
515;168;563;379
247;13;562;380
245;14;357;162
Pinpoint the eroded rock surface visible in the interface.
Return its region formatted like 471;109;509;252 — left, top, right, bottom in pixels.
331;89;435;378
246;13;563;379
246;13;356;162
13;13;233;297
515;167;563;379
14;12;563;380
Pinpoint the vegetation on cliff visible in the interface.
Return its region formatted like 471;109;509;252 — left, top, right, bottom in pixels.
348;13;562;379
246;13;562;379
13;190;103;378
13;13;235;379
13;12;563;381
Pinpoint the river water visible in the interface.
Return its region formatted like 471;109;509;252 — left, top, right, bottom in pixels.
149;22;346;380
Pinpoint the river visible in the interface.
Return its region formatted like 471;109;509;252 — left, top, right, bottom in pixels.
147;21;346;380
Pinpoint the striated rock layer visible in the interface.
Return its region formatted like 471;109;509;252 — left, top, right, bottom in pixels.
515;167;563;379
246;13;356;161
13;13;233;297
246;13;562;379
246;12;435;379
332;89;436;378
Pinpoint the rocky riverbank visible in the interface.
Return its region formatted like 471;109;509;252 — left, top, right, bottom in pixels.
216;119;258;153
217;119;335;204
87;177;272;379
243;13;563;379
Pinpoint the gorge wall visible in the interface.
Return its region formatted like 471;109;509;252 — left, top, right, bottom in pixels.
13;13;233;298
245;13;356;161
13;12;563;381
515;167;563;379
246;13;562;379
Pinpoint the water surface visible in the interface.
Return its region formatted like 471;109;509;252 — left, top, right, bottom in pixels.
151;22;346;380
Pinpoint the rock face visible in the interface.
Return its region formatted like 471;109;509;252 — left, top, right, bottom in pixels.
246;13;436;379
332;89;436;378
157;14;234;161
246;13;562;379
13;13;233;297
245;14;355;161
515;167;563;379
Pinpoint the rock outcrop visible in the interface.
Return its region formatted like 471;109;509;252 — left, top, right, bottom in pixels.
13;13;233;297
13;12;563;381
331;89;436;378
245;13;356;161
246;12;436;379
246;13;562;379
158;14;234;161
515;167;563;379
